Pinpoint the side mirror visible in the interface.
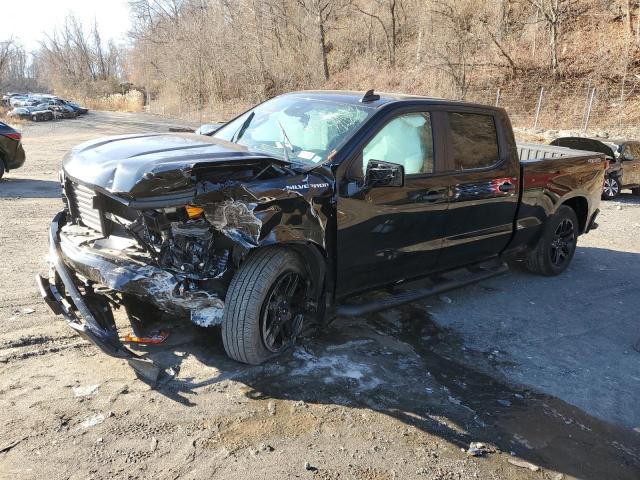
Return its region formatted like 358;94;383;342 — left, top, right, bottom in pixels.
365;160;404;188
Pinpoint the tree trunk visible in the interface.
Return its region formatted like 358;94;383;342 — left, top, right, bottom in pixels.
318;14;329;80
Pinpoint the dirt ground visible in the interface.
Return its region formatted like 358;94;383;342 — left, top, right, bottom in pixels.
1;111;638;480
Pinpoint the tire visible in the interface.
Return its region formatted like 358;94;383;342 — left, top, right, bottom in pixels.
32;115;38;122
0;160;5;179
632;187;640;196
602;175;620;200
222;248;308;365
525;205;579;276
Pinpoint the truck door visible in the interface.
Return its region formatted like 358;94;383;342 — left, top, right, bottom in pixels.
621;142;640;186
336;110;450;297
436;110;520;269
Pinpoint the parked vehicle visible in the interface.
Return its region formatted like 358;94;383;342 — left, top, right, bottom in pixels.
7;106;55;121
37;91;606;379
549;136;640;199
50;104;78;119
0;121;25;179
63;101;89;115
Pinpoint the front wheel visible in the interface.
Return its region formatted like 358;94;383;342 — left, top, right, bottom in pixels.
222;248;308;365
602;175;620;200
525;205;579;276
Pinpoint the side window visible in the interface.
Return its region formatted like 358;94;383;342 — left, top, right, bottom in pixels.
448;112;499;170
362;112;434;176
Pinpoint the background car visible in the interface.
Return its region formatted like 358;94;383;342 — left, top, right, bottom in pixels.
0;121;25;179
62;100;88;114
550;136;640;199
7;106;55;121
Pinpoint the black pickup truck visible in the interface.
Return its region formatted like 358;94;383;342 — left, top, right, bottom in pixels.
37;91;606;379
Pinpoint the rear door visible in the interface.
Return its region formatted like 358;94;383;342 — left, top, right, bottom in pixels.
336;109;450;296
436;109;519;269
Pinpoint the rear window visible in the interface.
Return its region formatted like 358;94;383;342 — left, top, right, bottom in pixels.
448;112;499;170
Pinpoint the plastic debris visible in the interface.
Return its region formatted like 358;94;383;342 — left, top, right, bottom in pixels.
304;462;318;472
73;384;100;397
508;458;540;472
123;329;169;344
78;413;106;430
21;308;35;314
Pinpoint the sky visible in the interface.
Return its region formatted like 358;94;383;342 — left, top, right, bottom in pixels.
1;0;132;51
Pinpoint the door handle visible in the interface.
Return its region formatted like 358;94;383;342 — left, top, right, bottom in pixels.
498;182;515;192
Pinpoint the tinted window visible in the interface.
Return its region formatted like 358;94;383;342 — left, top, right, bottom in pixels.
362;112;434;175
448;112;499;170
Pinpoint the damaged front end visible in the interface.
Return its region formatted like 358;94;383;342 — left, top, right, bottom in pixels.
37;144;331;379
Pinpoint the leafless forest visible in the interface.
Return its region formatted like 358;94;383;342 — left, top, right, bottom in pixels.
2;0;640;129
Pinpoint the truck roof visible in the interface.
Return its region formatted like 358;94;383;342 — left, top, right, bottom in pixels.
286;90;501;111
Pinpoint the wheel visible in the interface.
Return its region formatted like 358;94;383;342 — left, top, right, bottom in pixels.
632;187;640;195
525;205;579;276
0;160;5;179
32;115;38;121
222;248;308;365
602;175;620;199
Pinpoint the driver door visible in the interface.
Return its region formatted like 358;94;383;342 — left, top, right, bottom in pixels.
336;110;450;297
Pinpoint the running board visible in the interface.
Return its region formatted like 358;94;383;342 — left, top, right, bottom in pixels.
336;262;509;317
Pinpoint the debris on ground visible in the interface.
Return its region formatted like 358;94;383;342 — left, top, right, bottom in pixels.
0;437;26;454
72;384;100;397
465;442;495;457
508;458;541;472
78;413;106;430
21;308;35;314
123;330;169;344
304;462;318;472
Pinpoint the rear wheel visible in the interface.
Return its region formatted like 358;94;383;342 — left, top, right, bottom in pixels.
222;248;308;365
632;187;640;195
602;175;620;199
525;205;578;276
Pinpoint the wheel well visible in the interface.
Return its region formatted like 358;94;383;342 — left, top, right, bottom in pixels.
561;197;588;233
286;243;327;300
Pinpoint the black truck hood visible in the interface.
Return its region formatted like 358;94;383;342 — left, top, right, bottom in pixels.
62;133;285;196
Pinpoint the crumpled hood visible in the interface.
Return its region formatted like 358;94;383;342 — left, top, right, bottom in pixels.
62;133;279;196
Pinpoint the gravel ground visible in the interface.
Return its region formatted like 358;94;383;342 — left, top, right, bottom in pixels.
0;112;638;480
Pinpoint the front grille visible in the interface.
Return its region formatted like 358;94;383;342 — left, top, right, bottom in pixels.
68;182;103;232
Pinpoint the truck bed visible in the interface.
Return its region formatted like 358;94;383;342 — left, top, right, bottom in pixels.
517;143;602;162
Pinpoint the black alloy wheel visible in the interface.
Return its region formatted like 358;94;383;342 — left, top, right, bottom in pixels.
549;218;576;268
261;271;305;353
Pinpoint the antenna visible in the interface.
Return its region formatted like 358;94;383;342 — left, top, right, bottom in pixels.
360;89;380;103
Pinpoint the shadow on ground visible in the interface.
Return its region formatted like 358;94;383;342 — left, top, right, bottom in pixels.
0;178;60;198
123;247;640;480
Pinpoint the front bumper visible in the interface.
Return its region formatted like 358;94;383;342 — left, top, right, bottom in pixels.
36;211;161;382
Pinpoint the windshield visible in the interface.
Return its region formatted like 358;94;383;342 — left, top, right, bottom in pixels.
213;95;373;166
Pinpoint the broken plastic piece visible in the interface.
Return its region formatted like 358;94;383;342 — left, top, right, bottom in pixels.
123;329;170;344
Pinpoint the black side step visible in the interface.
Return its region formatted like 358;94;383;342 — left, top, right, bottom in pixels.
336;262;508;317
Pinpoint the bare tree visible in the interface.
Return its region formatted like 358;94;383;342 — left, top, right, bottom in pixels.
355;0;400;67
296;0;351;79
526;0;573;77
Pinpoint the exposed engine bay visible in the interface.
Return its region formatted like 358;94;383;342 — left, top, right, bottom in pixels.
58;160;297;328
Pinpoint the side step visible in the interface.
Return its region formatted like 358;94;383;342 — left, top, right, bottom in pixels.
336;262;509;317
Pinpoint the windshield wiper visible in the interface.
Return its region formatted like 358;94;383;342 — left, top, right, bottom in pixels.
277;120;294;163
232;111;255;143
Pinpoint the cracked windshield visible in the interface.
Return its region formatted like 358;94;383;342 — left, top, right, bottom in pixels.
213;95;372;165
